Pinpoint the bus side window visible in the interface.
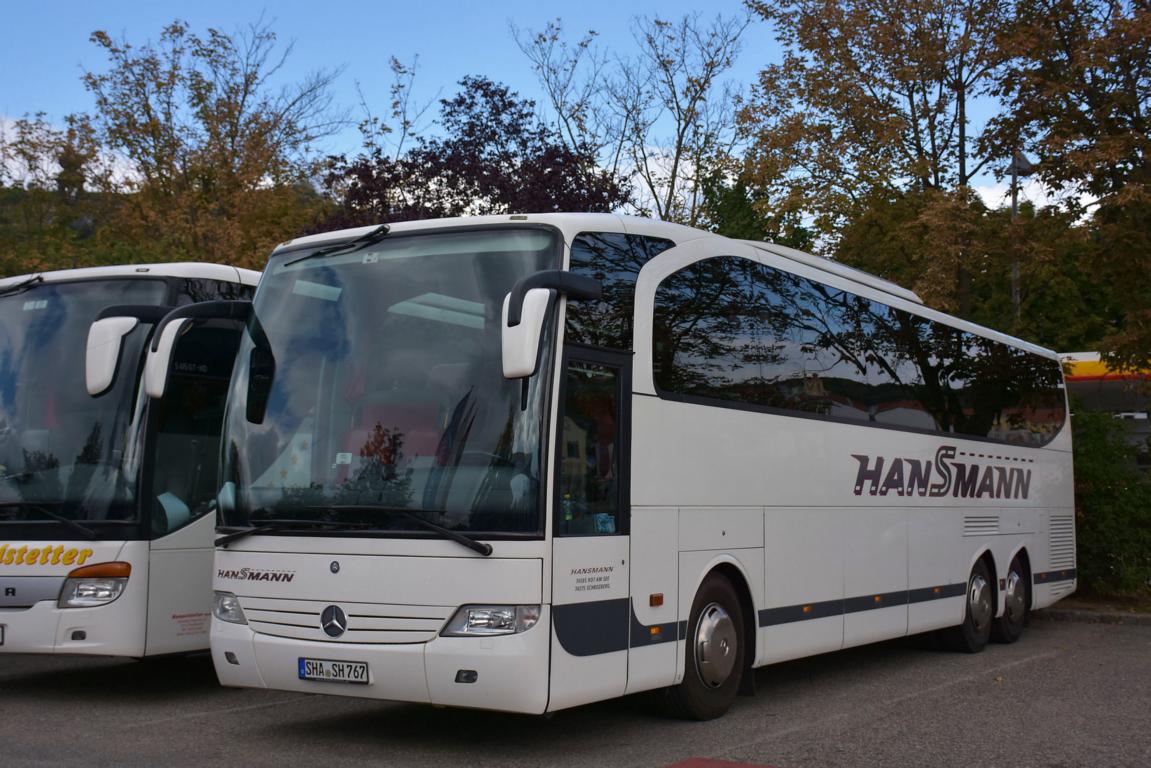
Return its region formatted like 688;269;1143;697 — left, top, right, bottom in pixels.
149;323;242;536
559;360;623;536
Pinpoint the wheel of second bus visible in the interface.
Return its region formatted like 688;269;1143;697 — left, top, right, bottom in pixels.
991;555;1029;644
942;559;994;653
661;573;745;720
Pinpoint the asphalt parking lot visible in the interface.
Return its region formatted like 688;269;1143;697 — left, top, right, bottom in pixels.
0;617;1147;768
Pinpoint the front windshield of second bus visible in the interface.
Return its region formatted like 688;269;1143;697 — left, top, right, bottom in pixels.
0;278;167;529
219;227;559;536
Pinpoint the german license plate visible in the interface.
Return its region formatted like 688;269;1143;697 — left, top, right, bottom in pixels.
298;657;369;684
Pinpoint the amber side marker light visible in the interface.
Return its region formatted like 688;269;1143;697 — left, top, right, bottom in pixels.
67;562;131;579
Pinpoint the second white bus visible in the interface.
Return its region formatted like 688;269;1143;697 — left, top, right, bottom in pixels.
0;263;257;657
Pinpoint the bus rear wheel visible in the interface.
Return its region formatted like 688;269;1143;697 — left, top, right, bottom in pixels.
941;559;994;653
991;555;1029;644
661;573;745;720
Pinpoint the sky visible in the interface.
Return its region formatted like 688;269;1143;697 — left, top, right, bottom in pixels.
0;0;778;154
0;0;1049;208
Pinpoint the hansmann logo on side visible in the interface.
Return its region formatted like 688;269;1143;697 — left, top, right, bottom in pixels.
851;445;1032;499
217;567;296;583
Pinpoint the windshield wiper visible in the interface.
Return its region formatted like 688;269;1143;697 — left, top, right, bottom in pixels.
215;518;373;548
0;501;96;539
283;224;390;268
304;505;494;557
0;275;44;298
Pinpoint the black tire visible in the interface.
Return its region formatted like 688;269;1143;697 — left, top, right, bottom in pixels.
991;555;1029;644
661;574;745;720
941;559;994;653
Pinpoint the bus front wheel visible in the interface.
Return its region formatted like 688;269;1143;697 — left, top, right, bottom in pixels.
661;573;745;720
942;559;994;653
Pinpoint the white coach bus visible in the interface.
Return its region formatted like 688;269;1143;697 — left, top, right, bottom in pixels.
0;263;257;657
150;214;1072;719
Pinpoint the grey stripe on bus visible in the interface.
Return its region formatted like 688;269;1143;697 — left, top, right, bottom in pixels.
555;581;977;654
629;602;683;648
757;583;967;627
552;598;630;656
1033;568;1076;584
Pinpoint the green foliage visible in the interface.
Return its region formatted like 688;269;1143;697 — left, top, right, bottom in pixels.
698;171;814;249
1072;406;1151;596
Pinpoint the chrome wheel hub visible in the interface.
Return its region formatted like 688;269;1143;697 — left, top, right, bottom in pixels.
1004;568;1025;623
694;602;737;688
969;573;993;632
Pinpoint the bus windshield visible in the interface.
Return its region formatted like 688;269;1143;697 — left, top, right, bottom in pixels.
0;278;167;526
219;227;559;535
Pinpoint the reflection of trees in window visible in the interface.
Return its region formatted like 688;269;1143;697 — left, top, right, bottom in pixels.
654;256;1066;446
344;423;414;508
654;257;774;402
567;233;674;349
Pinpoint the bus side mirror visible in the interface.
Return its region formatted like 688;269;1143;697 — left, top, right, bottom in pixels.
246;345;275;424
502;288;552;379
501;270;601;380
143;300;253;399
86;317;139;396
144;318;190;399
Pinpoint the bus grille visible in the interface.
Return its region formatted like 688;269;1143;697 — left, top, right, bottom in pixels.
1049;514;1076;569
239;596;452;644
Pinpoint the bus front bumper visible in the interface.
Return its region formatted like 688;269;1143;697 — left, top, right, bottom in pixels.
211;606;552;714
0;598;146;657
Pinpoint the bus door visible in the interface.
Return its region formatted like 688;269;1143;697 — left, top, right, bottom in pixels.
143;322;243;655
549;346;632;711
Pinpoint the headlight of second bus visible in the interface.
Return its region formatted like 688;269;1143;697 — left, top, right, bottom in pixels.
58;562;131;608
441;605;540;637
212;591;248;624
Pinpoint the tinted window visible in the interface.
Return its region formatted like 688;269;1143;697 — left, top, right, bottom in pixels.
148;323;243;536
558;360;623;536
654;256;1066;446
174;278;255;305
566;232;674;349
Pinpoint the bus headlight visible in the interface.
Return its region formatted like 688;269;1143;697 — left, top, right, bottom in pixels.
441;605;540;636
58;562;131;608
213;591;248;625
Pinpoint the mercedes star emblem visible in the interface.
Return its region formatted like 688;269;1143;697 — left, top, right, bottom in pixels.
320;605;348;638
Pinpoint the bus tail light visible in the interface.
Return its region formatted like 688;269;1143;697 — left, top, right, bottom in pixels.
58;562;131;608
441;605;540;637
213;591;248;625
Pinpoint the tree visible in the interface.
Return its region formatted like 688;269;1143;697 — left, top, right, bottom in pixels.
986;0;1151;369
0;113;109;273
742;0;1010;238
515;13;750;225
81;19;342;267
319;76;631;228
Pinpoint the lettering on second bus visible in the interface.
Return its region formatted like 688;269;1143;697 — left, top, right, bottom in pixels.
0;543;94;567
851;445;1032;500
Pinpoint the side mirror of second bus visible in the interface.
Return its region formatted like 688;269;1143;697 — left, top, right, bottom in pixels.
501;288;551;379
144;318;191;398
86;317;139;396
